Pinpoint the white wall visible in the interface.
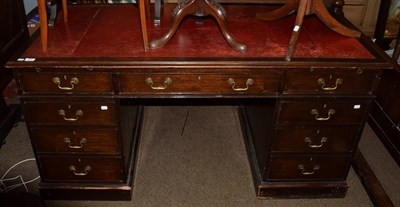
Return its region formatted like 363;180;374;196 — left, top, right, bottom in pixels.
23;0;37;14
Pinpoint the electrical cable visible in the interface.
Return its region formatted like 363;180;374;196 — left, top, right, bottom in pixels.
0;158;40;193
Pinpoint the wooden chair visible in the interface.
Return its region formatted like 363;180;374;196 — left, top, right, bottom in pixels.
37;0;150;52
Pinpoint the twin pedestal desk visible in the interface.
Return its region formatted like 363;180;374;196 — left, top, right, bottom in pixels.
6;4;396;200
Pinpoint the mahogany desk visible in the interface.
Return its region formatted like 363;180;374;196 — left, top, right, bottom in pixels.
6;4;395;201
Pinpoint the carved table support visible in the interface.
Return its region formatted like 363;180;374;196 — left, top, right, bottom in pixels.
149;0;247;52
256;0;361;61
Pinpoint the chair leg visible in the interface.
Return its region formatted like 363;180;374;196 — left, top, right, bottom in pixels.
144;0;162;25
37;0;68;52
62;0;68;22
154;0;161;25
139;0;149;51
37;0;48;51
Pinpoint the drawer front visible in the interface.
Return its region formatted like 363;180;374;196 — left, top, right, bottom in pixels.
119;73;280;95
30;128;119;154
265;155;351;181
277;99;372;124
273;126;361;153
283;69;379;94
39;156;124;182
24;102;116;125
18;72;113;94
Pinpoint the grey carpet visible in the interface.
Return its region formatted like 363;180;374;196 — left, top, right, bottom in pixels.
1;106;399;206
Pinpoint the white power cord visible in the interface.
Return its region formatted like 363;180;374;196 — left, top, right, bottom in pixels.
0;158;40;193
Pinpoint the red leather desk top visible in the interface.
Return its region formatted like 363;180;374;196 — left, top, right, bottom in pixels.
21;4;374;60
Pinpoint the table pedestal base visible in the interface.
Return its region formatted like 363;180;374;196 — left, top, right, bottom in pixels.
149;0;247;52
256;0;361;61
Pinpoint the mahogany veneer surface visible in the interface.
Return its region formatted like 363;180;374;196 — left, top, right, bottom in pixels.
21;4;374;59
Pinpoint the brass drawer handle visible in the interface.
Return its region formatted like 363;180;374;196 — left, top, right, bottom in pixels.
317;78;343;91
69;165;92;176
64;137;87;149
304;137;328;148
58;109;83;121
52;77;79;91
310;109;335;121
145;77;172;90
298;164;320;175
227;78;254;91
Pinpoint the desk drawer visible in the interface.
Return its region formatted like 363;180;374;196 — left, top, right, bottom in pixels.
119;73;280;95
277;98;371;124
273;126;361;153
265;155;351;181
18;72;113;94
30;128;119;154
283;69;379;94
39;156;124;182
24;101;117;125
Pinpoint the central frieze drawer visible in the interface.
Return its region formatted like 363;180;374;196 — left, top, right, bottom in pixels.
277;98;372;124
18;72;113;94
265;155;352;181
273;126;361;153
30;128;119;154
283;69;380;94
118;73;280;95
39;156;124;182
24;102;117;125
